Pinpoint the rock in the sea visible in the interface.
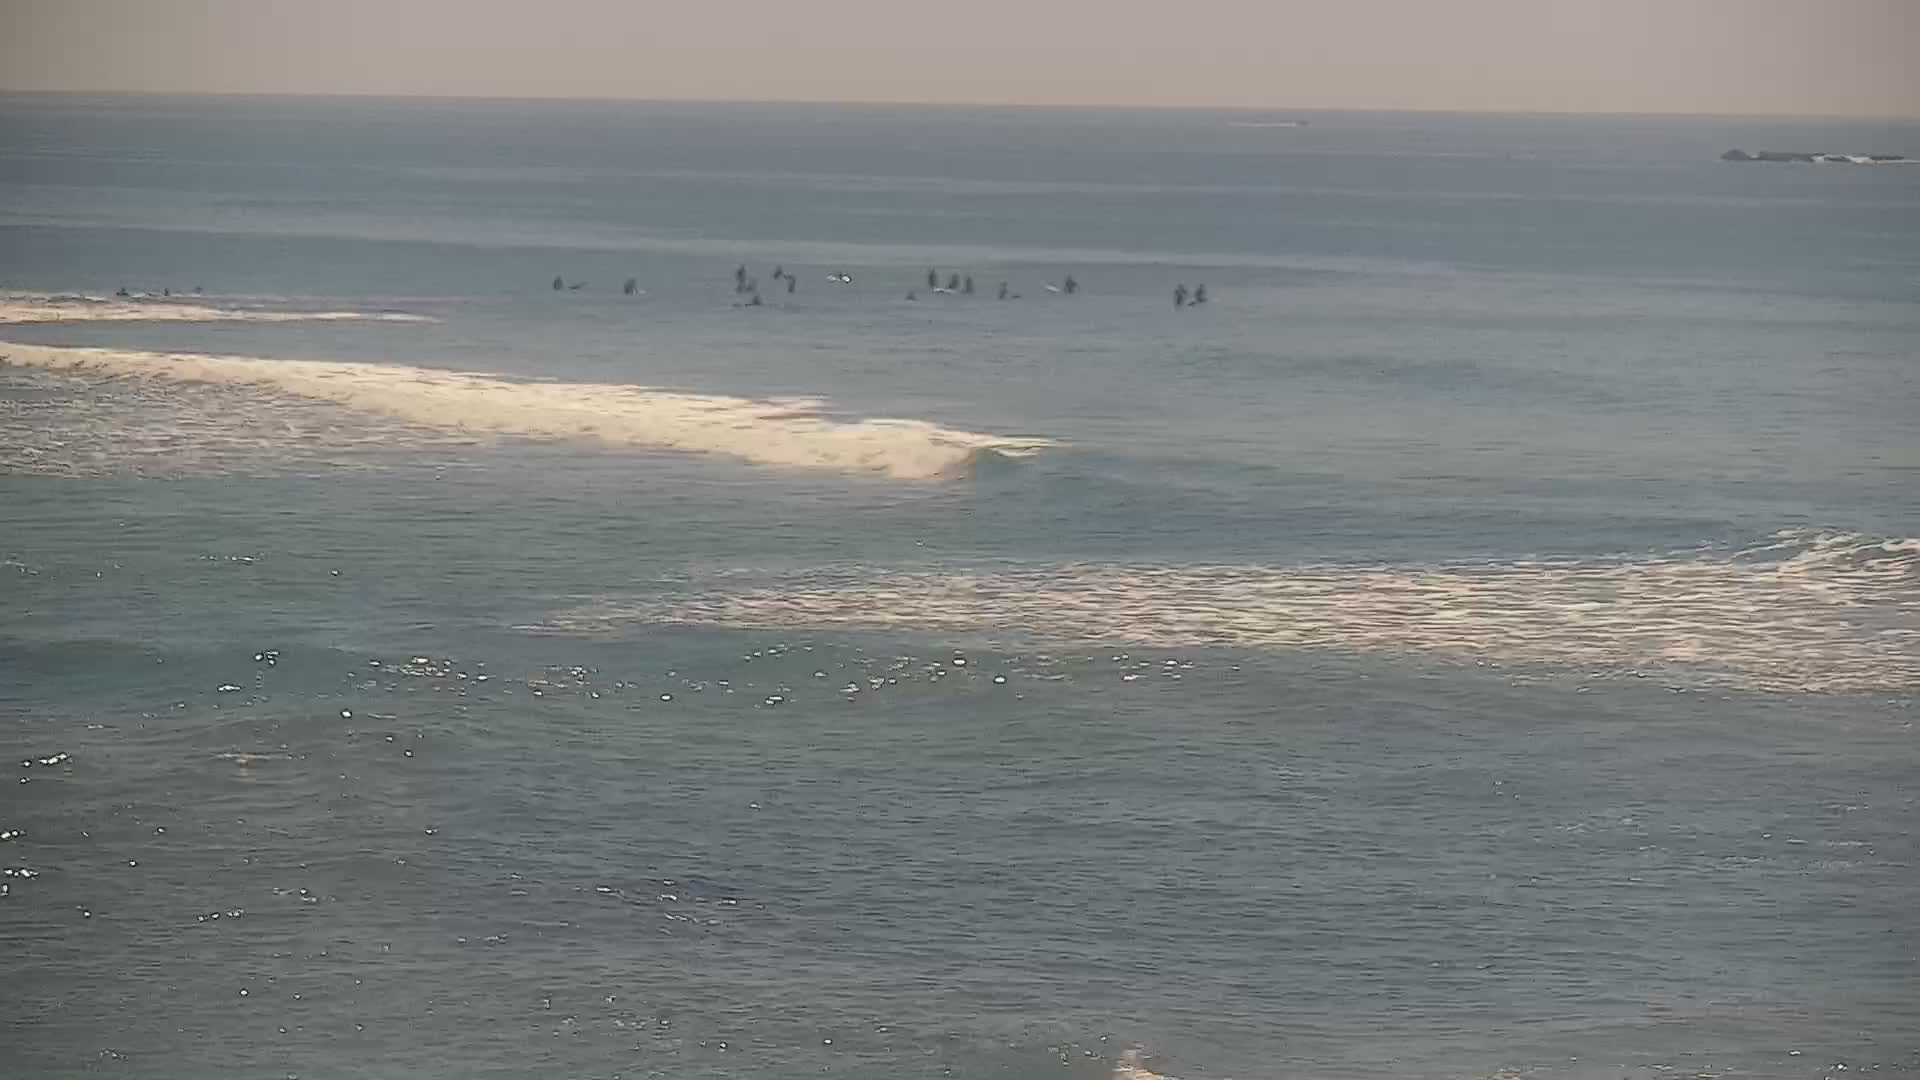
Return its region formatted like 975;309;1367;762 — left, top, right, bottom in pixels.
1721;148;1910;164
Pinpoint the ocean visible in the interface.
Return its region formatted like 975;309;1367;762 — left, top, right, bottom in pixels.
0;95;1915;1080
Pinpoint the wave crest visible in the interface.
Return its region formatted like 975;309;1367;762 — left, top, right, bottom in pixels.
0;342;1052;480
0;292;434;325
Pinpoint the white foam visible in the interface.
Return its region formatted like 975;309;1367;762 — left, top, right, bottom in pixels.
1111;1046;1177;1080
0;360;476;478
541;531;1920;693
0;342;1052;480
0;293;434;325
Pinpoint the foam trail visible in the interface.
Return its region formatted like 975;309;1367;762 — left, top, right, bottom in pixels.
1111;1046;1177;1080
0;293;434;325
0;342;1053;480
0;362;477;478
540;531;1920;693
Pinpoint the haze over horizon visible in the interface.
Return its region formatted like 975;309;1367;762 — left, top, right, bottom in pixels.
3;0;1916;118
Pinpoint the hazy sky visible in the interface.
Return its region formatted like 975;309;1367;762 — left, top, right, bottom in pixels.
3;0;1915;116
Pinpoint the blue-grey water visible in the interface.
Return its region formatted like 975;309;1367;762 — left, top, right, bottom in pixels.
2;96;1917;1080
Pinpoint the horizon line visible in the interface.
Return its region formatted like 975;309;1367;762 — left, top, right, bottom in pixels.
1;87;1915;123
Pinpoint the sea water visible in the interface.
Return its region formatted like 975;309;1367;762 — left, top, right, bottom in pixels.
1;96;1916;1080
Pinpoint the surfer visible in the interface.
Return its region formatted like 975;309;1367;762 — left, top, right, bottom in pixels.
551;275;564;291
1064;274;1078;295
115;286;130;298
963;275;974;295
735;265;748;292
927;269;939;290
786;275;796;294
1173;284;1188;308
997;282;1009;300
623;277;639;296
1191;283;1207;305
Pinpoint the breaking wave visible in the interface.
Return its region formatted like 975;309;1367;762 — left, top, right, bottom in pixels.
537;531;1920;694
0;342;1052;480
0;292;436;325
0;361;477;478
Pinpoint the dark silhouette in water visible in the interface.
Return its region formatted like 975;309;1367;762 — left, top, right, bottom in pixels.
1063;274;1078;295
1191;284;1207;305
786;275;796;294
927;269;939;290
735;265;748;292
552;275;564;291
115;286;130;298
568;281;587;291
772;265;785;280
1173;284;1188;308
963;276;975;295
946;273;960;291
997;282;1009;300
747;292;763;306
162;288;171;297
623;277;638;296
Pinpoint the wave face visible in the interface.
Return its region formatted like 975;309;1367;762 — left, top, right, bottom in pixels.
0;292;435;325
538;531;1920;694
0;342;1052;479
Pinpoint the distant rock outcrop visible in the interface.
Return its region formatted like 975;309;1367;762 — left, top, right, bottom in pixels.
1722;148;1914;164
